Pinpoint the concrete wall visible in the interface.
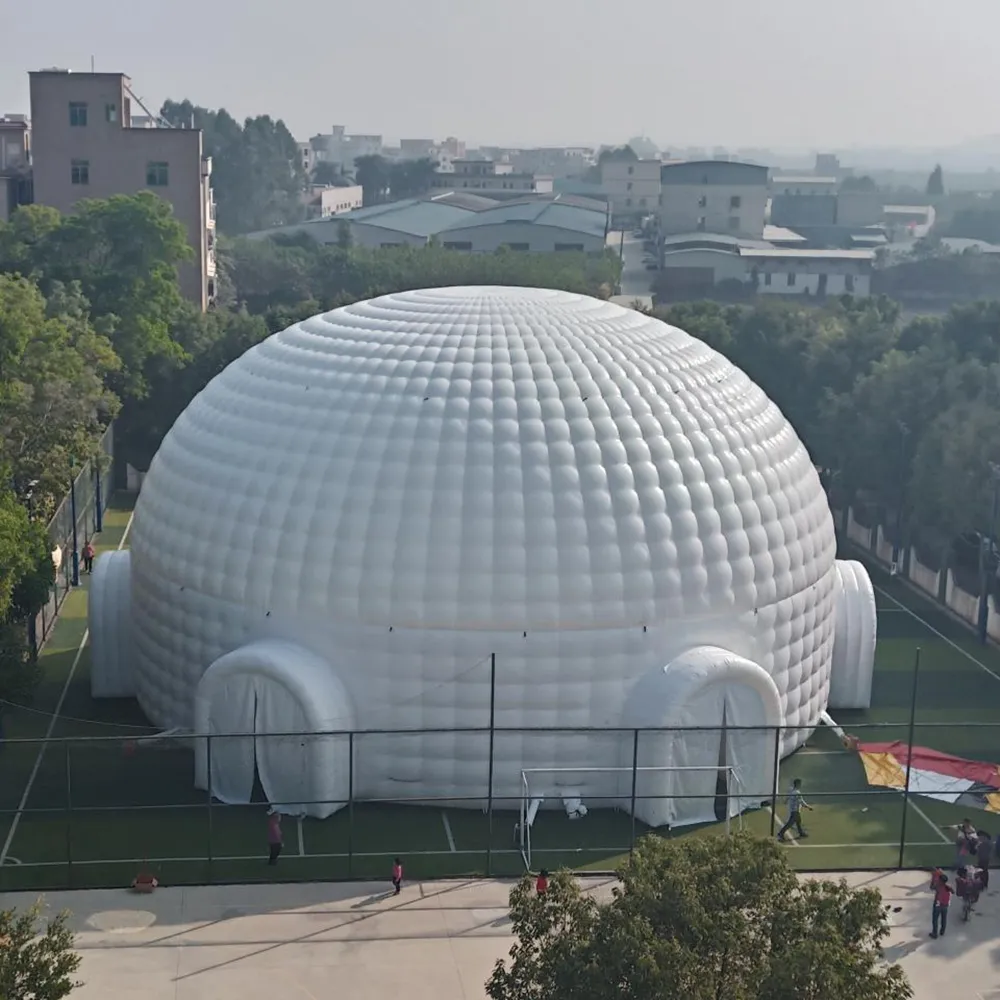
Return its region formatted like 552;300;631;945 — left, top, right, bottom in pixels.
348;222;426;249
440;222;604;254
660;247;747;282
601;159;660;217
660;182;767;238
754;261;871;297
29;72;209;308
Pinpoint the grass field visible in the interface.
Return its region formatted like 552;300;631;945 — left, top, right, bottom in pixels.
3;501;1000;891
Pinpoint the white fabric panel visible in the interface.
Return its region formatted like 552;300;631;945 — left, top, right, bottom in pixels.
828;560;878;710
126;287;838;807
193;640;354;819
905;768;974;804
89;550;135;697
622;646;783;828
205;674;257;806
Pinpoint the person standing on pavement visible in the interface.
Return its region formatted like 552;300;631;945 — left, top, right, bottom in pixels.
976;831;992;890
267;809;283;866
931;872;953;939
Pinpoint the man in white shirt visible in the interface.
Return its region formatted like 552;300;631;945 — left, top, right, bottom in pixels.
777;778;812;842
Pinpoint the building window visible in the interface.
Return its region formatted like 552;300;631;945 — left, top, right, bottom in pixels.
696;216;706;231
701;174;708;184
787;272;796;287
730;195;741;209
628;165;634;175
554;243;584;251
146;161;169;186
105;103;118;123
626;181;633;191
698;194;707;208
639;197;647;207
70;159;89;185
728;215;740;231
845;273;855;292
764;272;772;286
443;241;473;250
69;102;88;127
505;242;529;251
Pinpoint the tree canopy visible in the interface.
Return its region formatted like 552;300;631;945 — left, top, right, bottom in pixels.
926;164;945;197
159;99;306;234
488;834;911;1000
0;900;82;1000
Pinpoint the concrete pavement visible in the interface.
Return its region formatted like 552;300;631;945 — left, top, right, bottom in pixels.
1;871;997;999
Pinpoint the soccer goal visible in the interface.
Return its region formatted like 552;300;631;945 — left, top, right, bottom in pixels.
516;765;745;870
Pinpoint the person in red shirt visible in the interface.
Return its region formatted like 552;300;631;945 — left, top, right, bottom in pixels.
535;869;549;895
931;872;952;938
82;541;95;574
392;857;403;895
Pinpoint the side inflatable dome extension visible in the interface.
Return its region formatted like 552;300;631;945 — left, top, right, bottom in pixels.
89;550;135;697
193;639;356;819
827;559;877;710
621;646;783;829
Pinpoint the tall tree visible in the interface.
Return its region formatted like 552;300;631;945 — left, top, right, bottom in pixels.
389;158;438;199
488;834;911;1000
926;164;945;197
160;100;307;234
354;155;392;205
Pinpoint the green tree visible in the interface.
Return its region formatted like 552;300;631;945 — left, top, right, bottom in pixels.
389;158;438;199
160;99;306;234
926;164;945;197
311;161;354;187
488;834;911;1000
626;136;659;159
0;899;82;1000
354;154;391;205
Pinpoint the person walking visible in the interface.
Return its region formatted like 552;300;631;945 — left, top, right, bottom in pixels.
931;871;953;938
535;869;549;895
945;819;977;868
82;540;95;574
267;809;283;866
391;857;403;895
976;831;992;890
777;778;812;842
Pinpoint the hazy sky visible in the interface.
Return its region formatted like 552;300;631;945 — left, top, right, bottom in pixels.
1;0;995;150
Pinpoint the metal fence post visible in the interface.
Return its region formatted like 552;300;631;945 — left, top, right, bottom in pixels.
629;729;640;855
70;469;80;587
65;741;73;885
206;734;213;881
769;725;781;838
485;653;496;876
94;461;104;533
347;732;354;878
898;647;922;869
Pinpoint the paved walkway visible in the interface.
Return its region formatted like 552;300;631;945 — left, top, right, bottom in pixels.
2;871;997;999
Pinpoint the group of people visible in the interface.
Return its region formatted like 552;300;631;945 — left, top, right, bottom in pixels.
266;809;405;895
929;820;995;938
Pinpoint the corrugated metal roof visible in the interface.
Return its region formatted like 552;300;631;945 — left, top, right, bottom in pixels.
762;225;806;242
739;247;875;260
347;200;479;236
441;199;606;237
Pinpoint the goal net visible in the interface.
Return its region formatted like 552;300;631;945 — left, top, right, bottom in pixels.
516;765;744;870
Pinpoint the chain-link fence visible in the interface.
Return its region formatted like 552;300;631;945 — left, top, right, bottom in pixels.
0;720;990;891
29;425;115;655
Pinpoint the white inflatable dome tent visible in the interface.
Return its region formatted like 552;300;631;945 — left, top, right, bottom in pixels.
90;287;877;828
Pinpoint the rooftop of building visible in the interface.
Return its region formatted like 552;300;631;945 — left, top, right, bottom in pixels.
440;197;607;238
738;247;876;260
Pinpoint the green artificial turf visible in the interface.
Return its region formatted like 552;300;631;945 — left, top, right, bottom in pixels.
3;521;1000;891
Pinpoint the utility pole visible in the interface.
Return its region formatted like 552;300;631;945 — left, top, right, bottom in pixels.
977;462;1000;643
891;421;909;572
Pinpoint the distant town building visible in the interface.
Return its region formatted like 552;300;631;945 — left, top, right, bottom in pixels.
27;70;216;308
600;155;660;219
431;159;553;197
251;192;608;254
309;126;383;170
659;160;769;239
300;183;363;219
0;113;32;221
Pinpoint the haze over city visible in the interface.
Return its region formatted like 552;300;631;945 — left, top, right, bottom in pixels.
1;0;998;153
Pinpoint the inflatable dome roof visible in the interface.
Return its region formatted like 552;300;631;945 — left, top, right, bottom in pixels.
132;287;833;632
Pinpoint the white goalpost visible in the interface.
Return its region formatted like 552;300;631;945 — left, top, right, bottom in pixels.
516;765;745;870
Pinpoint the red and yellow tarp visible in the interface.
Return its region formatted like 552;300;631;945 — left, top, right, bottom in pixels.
855;740;1000;814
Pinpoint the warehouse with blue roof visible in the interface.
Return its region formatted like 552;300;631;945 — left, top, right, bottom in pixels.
249;191;611;254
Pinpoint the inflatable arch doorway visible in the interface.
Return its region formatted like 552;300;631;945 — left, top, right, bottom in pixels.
193;640;355;819
622;646;783;829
